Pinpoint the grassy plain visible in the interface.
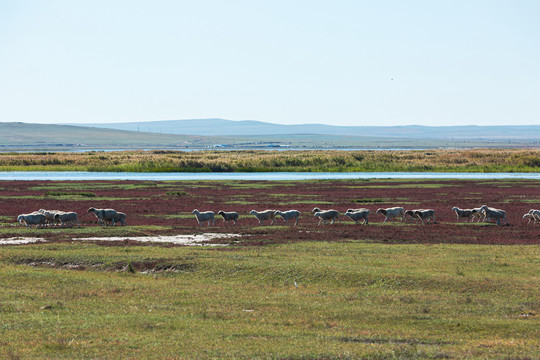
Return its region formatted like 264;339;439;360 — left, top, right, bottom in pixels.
0;149;539;172
1;242;539;359
1;179;539;358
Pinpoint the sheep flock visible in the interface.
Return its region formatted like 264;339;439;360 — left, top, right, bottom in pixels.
15;205;540;229
16;208;126;228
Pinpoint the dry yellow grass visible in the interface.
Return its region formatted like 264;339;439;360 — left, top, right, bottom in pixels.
0;149;538;172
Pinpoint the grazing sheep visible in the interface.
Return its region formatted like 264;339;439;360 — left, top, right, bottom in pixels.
376;207;405;224
106;212;127;226
312;208;340;225
37;209;61;227
249;209;276;225
471;208;484;222
413;209;437;224
218;210;239;226
192;209;215;226
275;210;301;225
55;212;80;228
345;209;369;225
404;210;416;223
529;209;540;223
451;207;474;222
346;208;367;213
479;205;509;226
404;209;427;223
17;213;47;228
523;213;537;225
87;207;119;226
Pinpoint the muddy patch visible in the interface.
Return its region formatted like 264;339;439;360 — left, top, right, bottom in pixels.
15;257;198;273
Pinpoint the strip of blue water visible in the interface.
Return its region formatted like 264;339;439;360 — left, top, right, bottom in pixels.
0;172;539;181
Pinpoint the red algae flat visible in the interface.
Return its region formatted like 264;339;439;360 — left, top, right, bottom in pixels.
0;179;539;245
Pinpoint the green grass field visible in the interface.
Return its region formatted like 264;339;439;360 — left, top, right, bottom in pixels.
1;241;538;359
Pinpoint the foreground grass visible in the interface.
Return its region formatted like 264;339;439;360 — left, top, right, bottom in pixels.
0;241;538;359
0;149;539;172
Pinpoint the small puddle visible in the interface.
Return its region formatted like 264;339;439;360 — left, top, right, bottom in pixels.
0;233;241;246
74;233;240;246
0;237;46;245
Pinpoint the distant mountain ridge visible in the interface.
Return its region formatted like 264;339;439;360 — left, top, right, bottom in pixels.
79;119;540;139
1;121;538;151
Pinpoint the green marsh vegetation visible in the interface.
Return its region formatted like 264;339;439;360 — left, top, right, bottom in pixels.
0;241;538;359
0;149;539;172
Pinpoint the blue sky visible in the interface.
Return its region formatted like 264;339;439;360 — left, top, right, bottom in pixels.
1;1;539;126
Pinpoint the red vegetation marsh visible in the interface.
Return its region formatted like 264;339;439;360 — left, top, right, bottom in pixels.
1;179;539;245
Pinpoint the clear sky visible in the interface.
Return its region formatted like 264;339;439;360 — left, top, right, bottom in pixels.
1;1;539;126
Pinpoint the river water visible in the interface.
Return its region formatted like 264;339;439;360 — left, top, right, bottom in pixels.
0;171;539;181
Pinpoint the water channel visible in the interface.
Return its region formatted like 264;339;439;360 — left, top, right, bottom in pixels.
0;171;538;181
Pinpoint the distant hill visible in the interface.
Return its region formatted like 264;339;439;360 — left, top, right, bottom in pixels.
80;118;540;139
0;122;219;149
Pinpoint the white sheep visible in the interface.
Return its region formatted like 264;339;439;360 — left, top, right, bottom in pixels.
249;209;276;225
17;213;47;228
192;209;215;226
413;209;437;224
523;213;537;225
312;207;340;225
345;209;369;225
376;207;405;224
217;210;239;226
529;209;540;223
404;209;427;223
106;212;127;226
87;207;119;226
274;210;301;225
55;212;80;228
471;208;484;222
451;207;474;222
479;205;509;226
37;209;62;226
